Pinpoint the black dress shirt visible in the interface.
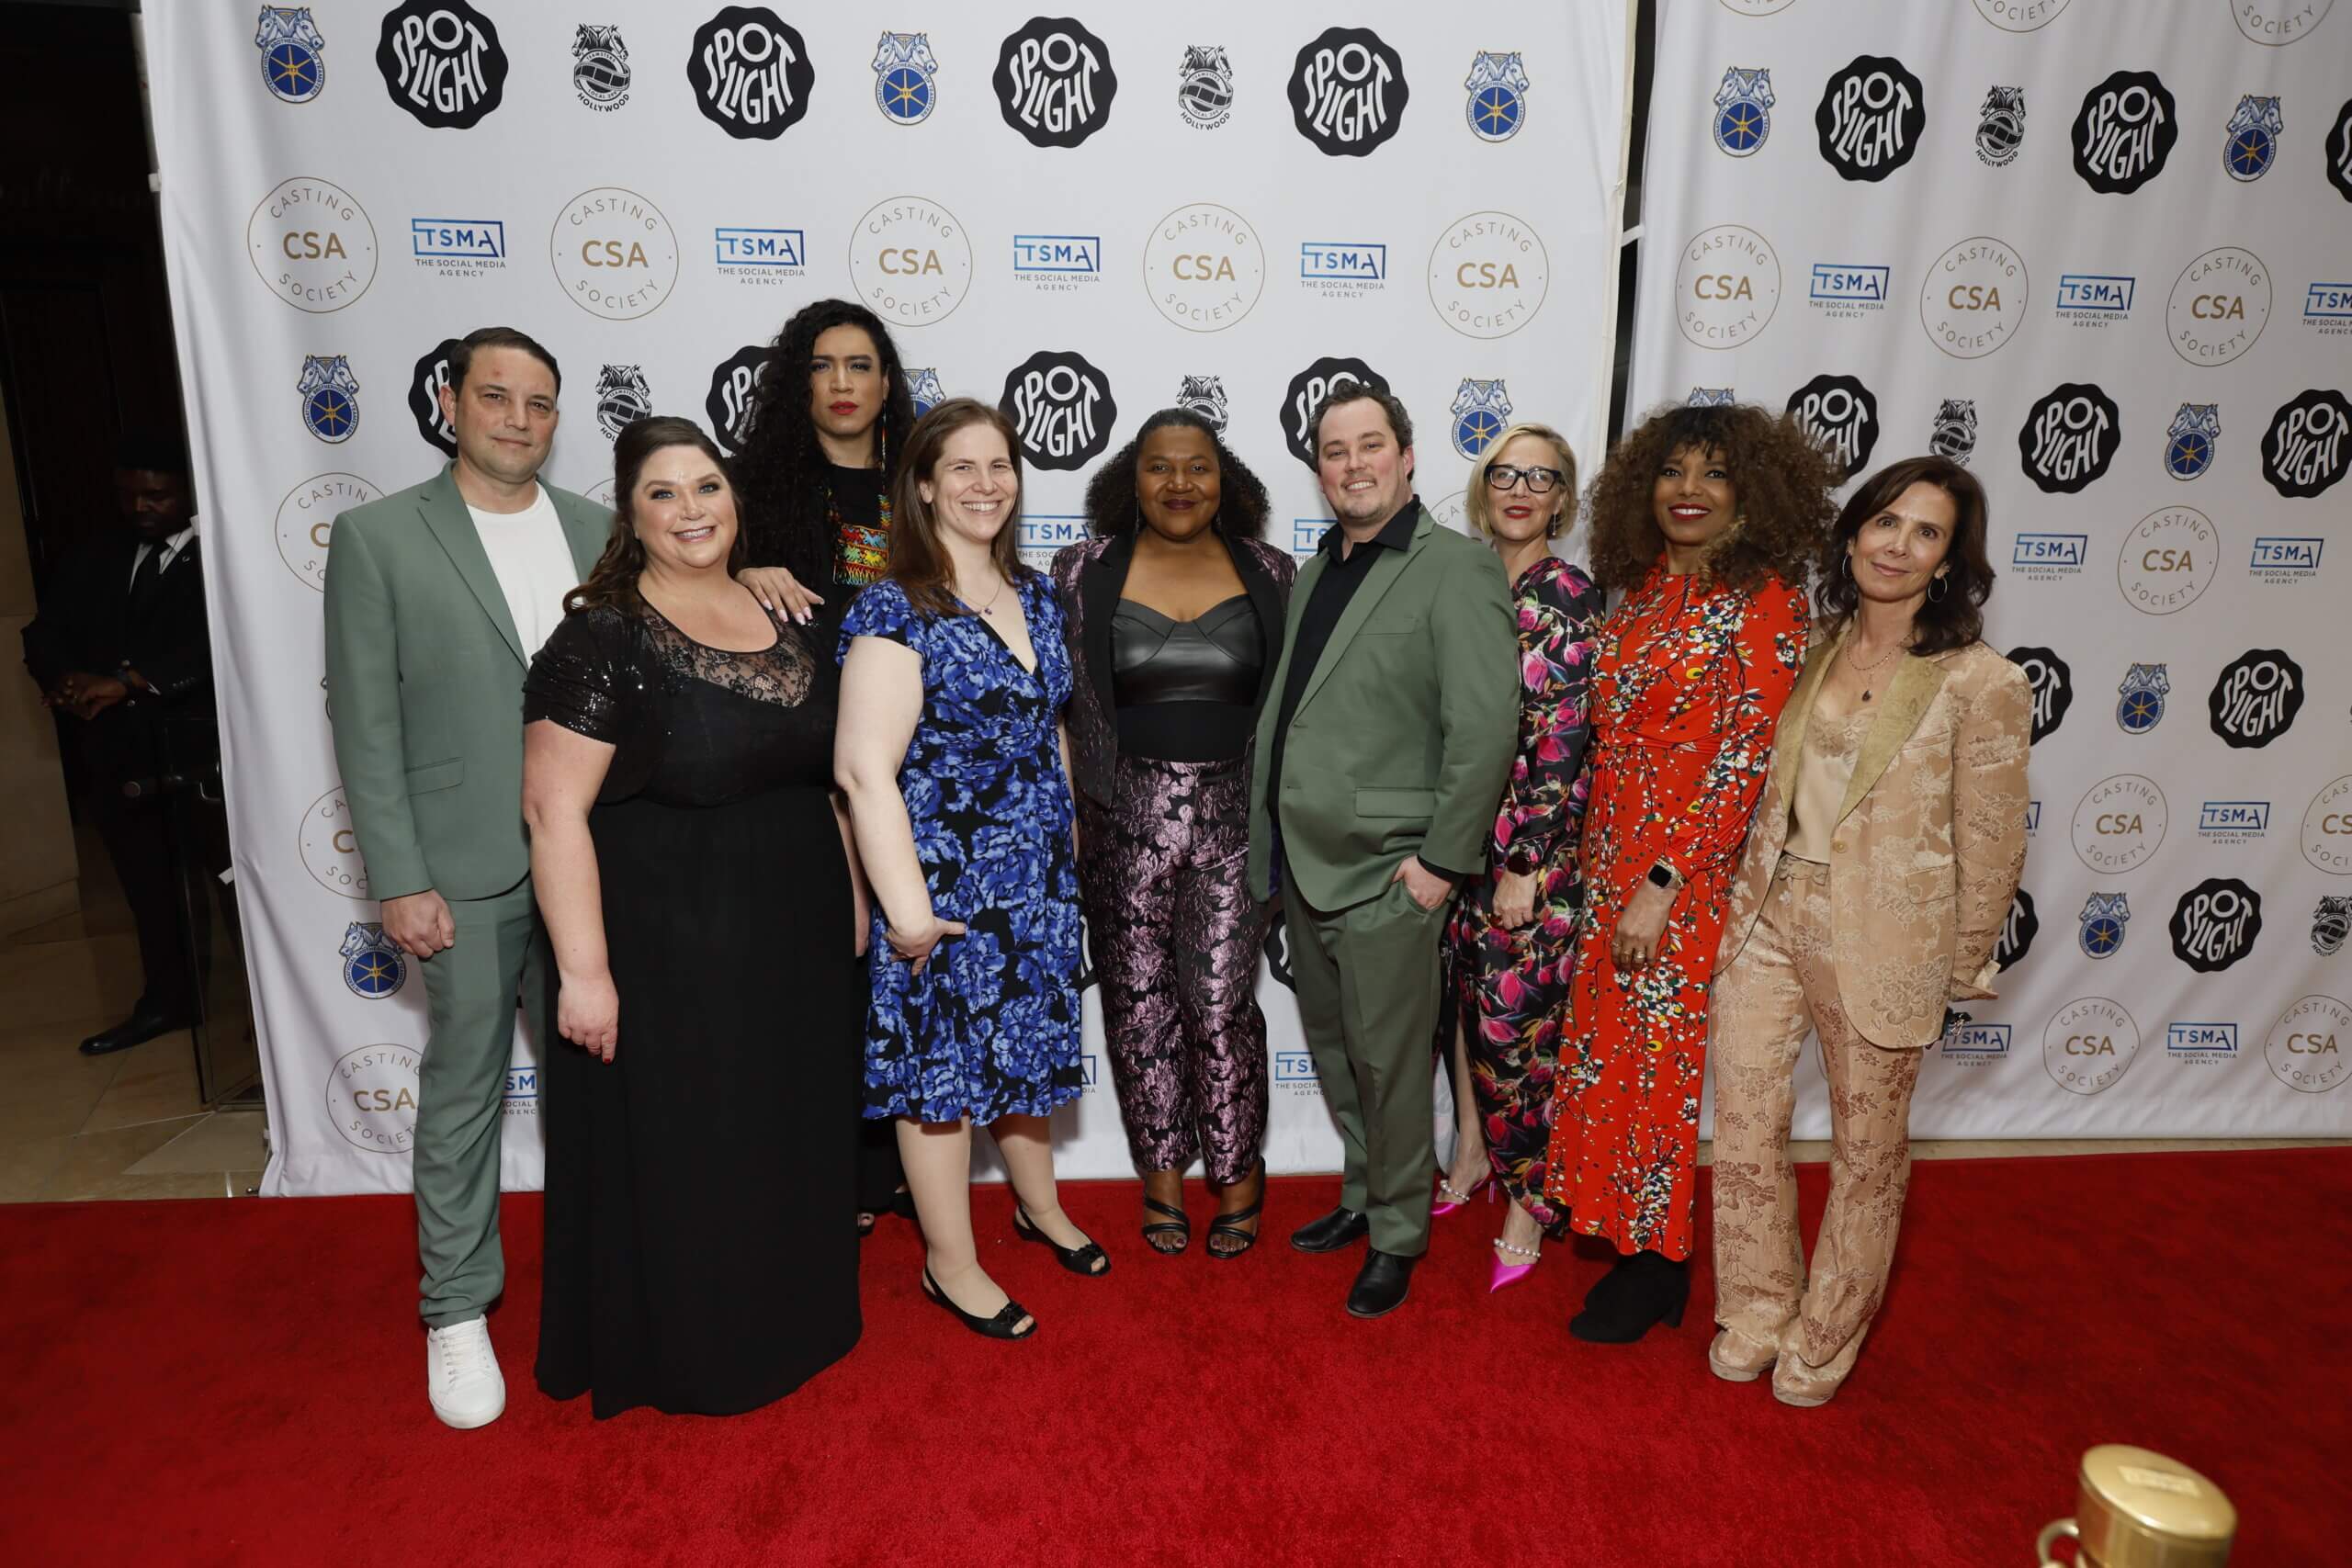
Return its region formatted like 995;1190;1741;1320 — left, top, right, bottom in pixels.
1265;499;1466;883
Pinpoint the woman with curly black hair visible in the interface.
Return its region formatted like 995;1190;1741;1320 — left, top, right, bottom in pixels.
1049;410;1295;1258
1541;400;1839;1343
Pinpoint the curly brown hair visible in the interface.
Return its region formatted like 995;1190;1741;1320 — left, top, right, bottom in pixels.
1583;400;1841;596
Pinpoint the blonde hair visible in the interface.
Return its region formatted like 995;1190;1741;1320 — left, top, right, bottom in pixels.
1464;422;1577;538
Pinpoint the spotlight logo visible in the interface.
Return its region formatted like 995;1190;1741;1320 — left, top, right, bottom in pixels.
1784;373;1879;481
1815;55;1926;182
2170;878;2263;974
1288;27;1409;157
275;472;380;592
1143;203;1265;331
993;17;1117;149
706;345;766;455
2018;383;2120;495
2207;649;2304;750
409;344;456;456
1001;352;1117;472
2043;997;2139;1096
1280;355;1389;470
689;8;815;140
849;197;972;327
327;1044;421;1153
1675;224;1781;349
1994;888;2040;970
2260;389;2352;499
247;177;377;313
2007;646;2073;742
375;0;505;130
549;187;678;321
2073;70;2177;194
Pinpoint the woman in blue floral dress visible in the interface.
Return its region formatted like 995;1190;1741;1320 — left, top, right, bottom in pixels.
837;399;1102;1342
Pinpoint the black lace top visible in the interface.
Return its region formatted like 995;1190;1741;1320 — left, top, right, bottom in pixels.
524;599;840;806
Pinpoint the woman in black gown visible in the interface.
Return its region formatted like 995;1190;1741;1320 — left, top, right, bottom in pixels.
523;415;866;1417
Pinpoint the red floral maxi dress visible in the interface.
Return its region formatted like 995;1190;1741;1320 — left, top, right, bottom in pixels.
1544;560;1808;1260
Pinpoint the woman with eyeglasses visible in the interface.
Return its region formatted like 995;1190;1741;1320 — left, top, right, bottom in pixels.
1432;425;1601;1291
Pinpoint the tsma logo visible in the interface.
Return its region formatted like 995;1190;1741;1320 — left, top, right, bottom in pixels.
1012;234;1102;275
503;1067;538;1101
1291;519;1328;557
2306;282;2352;334
2249;536;2321;578
1809;262;1890;317
2024;800;2041;834
1942;1021;2011;1062
1302;243;1386;283
410;219;503;265
714;227;806;272
2199;800;2271;839
2012;533;2086;574
1014;514;1088;573
2055;273;2134;321
1272;1050;1320;1085
2165;1021;2239;1059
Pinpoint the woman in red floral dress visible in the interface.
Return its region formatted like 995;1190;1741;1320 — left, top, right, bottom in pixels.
1544;401;1840;1343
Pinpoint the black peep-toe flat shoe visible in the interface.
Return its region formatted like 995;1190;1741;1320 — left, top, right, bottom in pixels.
921;1269;1035;1341
1013;1207;1112;1276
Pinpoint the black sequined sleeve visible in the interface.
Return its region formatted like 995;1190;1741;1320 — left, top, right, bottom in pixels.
525;606;631;743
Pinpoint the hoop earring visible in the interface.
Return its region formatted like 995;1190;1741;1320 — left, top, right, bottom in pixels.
1840;554;1854;580
1928;574;1950;603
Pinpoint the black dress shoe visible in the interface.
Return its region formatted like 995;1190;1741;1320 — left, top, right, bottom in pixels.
1345;1249;1419;1318
1290;1205;1370;1253
78;1006;189;1057
1568;1250;1690;1343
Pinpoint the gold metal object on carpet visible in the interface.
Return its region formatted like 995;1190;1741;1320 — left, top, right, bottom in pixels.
2038;1445;2236;1567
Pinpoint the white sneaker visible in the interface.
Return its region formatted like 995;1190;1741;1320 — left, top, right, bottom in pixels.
424;1315;506;1429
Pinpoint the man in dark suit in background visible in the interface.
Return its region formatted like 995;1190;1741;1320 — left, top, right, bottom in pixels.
22;436;216;1055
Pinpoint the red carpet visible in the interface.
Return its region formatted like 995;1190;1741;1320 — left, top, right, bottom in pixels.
0;1149;2344;1566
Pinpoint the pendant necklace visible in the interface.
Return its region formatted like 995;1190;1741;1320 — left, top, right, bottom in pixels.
965;574;1009;617
1847;636;1904;703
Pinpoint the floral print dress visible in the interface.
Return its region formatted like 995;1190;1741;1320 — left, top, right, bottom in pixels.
839;573;1087;1124
1544;560;1809;1259
1439;555;1600;1235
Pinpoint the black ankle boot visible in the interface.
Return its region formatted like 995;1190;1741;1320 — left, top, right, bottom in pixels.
1569;1250;1689;1344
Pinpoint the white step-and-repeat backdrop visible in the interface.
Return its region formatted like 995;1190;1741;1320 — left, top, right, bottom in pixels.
1633;0;2349;1136
149;2;1633;1193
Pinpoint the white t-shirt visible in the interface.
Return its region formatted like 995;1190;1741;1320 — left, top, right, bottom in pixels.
467;486;578;661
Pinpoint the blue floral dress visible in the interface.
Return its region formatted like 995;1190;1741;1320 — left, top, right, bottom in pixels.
838;573;1087;1123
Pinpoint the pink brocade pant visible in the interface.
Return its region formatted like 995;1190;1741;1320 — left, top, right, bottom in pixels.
1076;753;1268;1187
1708;857;1924;1403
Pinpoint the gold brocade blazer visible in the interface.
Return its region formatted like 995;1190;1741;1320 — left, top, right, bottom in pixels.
1716;627;2032;1048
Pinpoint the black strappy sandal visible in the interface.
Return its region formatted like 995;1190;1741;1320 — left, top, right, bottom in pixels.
921;1268;1035;1340
1206;1163;1266;1260
1013;1207;1112;1276
1140;1195;1192;1256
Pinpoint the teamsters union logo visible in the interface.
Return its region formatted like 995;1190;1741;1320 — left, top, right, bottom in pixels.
1931;399;1979;464
1178;46;1235;130
1451;378;1511;458
903;367;945;417
255;7;326;104
1465;51;1529;142
2224;95;2283;182
2079;893;2130;959
596;365;652;441
1178;375;1229;432
1689;387;1736;407
2316;897;2351;957
1976;86;2025;166
299;355;360;443
340;921;406;998
2166;403;2219;479
2116;662;2168;733
874;31;938;125
572;25;629;110
1713;68;1773;156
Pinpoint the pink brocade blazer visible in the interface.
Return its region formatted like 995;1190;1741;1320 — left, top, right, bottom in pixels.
1715;629;2032;1049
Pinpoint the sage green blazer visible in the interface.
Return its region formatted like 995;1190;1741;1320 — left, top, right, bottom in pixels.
1247;502;1520;909
322;465;610;902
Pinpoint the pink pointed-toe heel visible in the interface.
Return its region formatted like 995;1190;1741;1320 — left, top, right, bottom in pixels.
1488;1235;1540;1292
1432;1173;1493;1218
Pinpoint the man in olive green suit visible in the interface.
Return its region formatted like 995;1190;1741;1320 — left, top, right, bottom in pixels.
1248;385;1518;1318
323;327;610;1427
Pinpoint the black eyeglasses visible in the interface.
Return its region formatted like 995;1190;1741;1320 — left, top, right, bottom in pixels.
1484;463;1566;493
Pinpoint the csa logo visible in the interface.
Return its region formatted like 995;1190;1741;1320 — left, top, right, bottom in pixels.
1001;350;1116;472
2233;1;2337;42
2259;389;2352;498
850;197;972;327
2223;96;2283;181
1815;55;1926;182
2329;98;2352;202
2118;507;2217;615
300;785;369;897
2114;662;2168;733
2043;997;2139;1096
2007;646;2074;742
2170;877;2263;973
247;177;377;313
873;31;938;125
2167;248;2269;366
1177;375;1229;433
376;0;505;130
1450;379;1512;459
595;365;651;442
1289;27;1409;157
2165;404;2220;480
1144;203;1265;332
1920;236;2026;359
255;6;326;104
571;25;629;111
1178;45;1235;131
2207;649;2303;749
994;17;1117;149
2018;383;2120;494
1676;224;1781;348
1690;387;1736;407
1973;0;2073;28
707;345;766;454
689;7;815;141
1713;68;1773;157
1784;373;1878;481
903;367;946;418
409;344;456;456
1976;86;2026;166
2305;776;2352;874
2072;70;2176;194
1995;887;2040;970
2166;1022;2239;1061
2078;893;2130;957
326;1044;420;1153
1429;211;1549;338
2316;898;2351;956
299;355;360;444
275;472;379;592
339;921;406;998
2070;773;2166;874
2266;995;2349;1094
1465;51;1530;142
1930;400;1979;464
551;188;677;321
1282;355;1389;470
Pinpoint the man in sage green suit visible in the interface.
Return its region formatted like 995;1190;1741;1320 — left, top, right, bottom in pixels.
322;328;610;1427
1248;386;1518;1318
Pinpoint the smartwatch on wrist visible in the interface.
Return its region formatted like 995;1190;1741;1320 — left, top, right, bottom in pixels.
1645;860;1682;892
